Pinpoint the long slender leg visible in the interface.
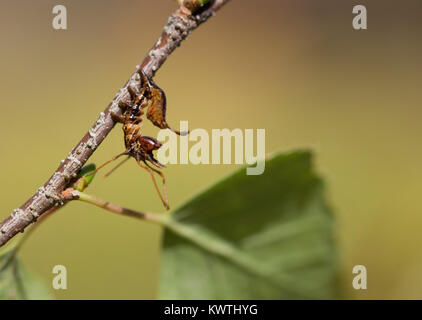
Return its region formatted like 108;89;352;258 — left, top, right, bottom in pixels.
144;161;168;208
137;160;170;210
105;156;130;178
84;151;129;178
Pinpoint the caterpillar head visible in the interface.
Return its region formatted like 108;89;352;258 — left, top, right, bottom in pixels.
135;136;164;168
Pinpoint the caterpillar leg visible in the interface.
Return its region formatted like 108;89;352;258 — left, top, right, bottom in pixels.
128;71;150;107
137;160;170;210
110;112;125;123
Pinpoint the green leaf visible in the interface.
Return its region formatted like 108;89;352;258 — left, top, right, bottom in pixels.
0;251;52;300
159;151;338;299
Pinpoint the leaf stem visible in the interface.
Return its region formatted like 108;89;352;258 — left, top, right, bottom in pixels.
72;190;165;225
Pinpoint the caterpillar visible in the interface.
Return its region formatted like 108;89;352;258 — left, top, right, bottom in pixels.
90;71;185;210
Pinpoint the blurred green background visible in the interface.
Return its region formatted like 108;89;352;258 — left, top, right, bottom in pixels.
0;0;421;299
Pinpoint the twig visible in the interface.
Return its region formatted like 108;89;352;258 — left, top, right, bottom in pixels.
0;0;230;248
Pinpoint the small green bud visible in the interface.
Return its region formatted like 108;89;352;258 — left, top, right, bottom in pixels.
73;164;96;191
180;0;211;14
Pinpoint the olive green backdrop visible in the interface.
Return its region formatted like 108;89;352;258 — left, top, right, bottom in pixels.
0;0;421;299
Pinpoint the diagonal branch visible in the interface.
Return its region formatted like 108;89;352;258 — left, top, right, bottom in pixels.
0;0;230;248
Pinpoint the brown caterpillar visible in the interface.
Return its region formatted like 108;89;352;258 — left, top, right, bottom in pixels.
90;71;185;210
